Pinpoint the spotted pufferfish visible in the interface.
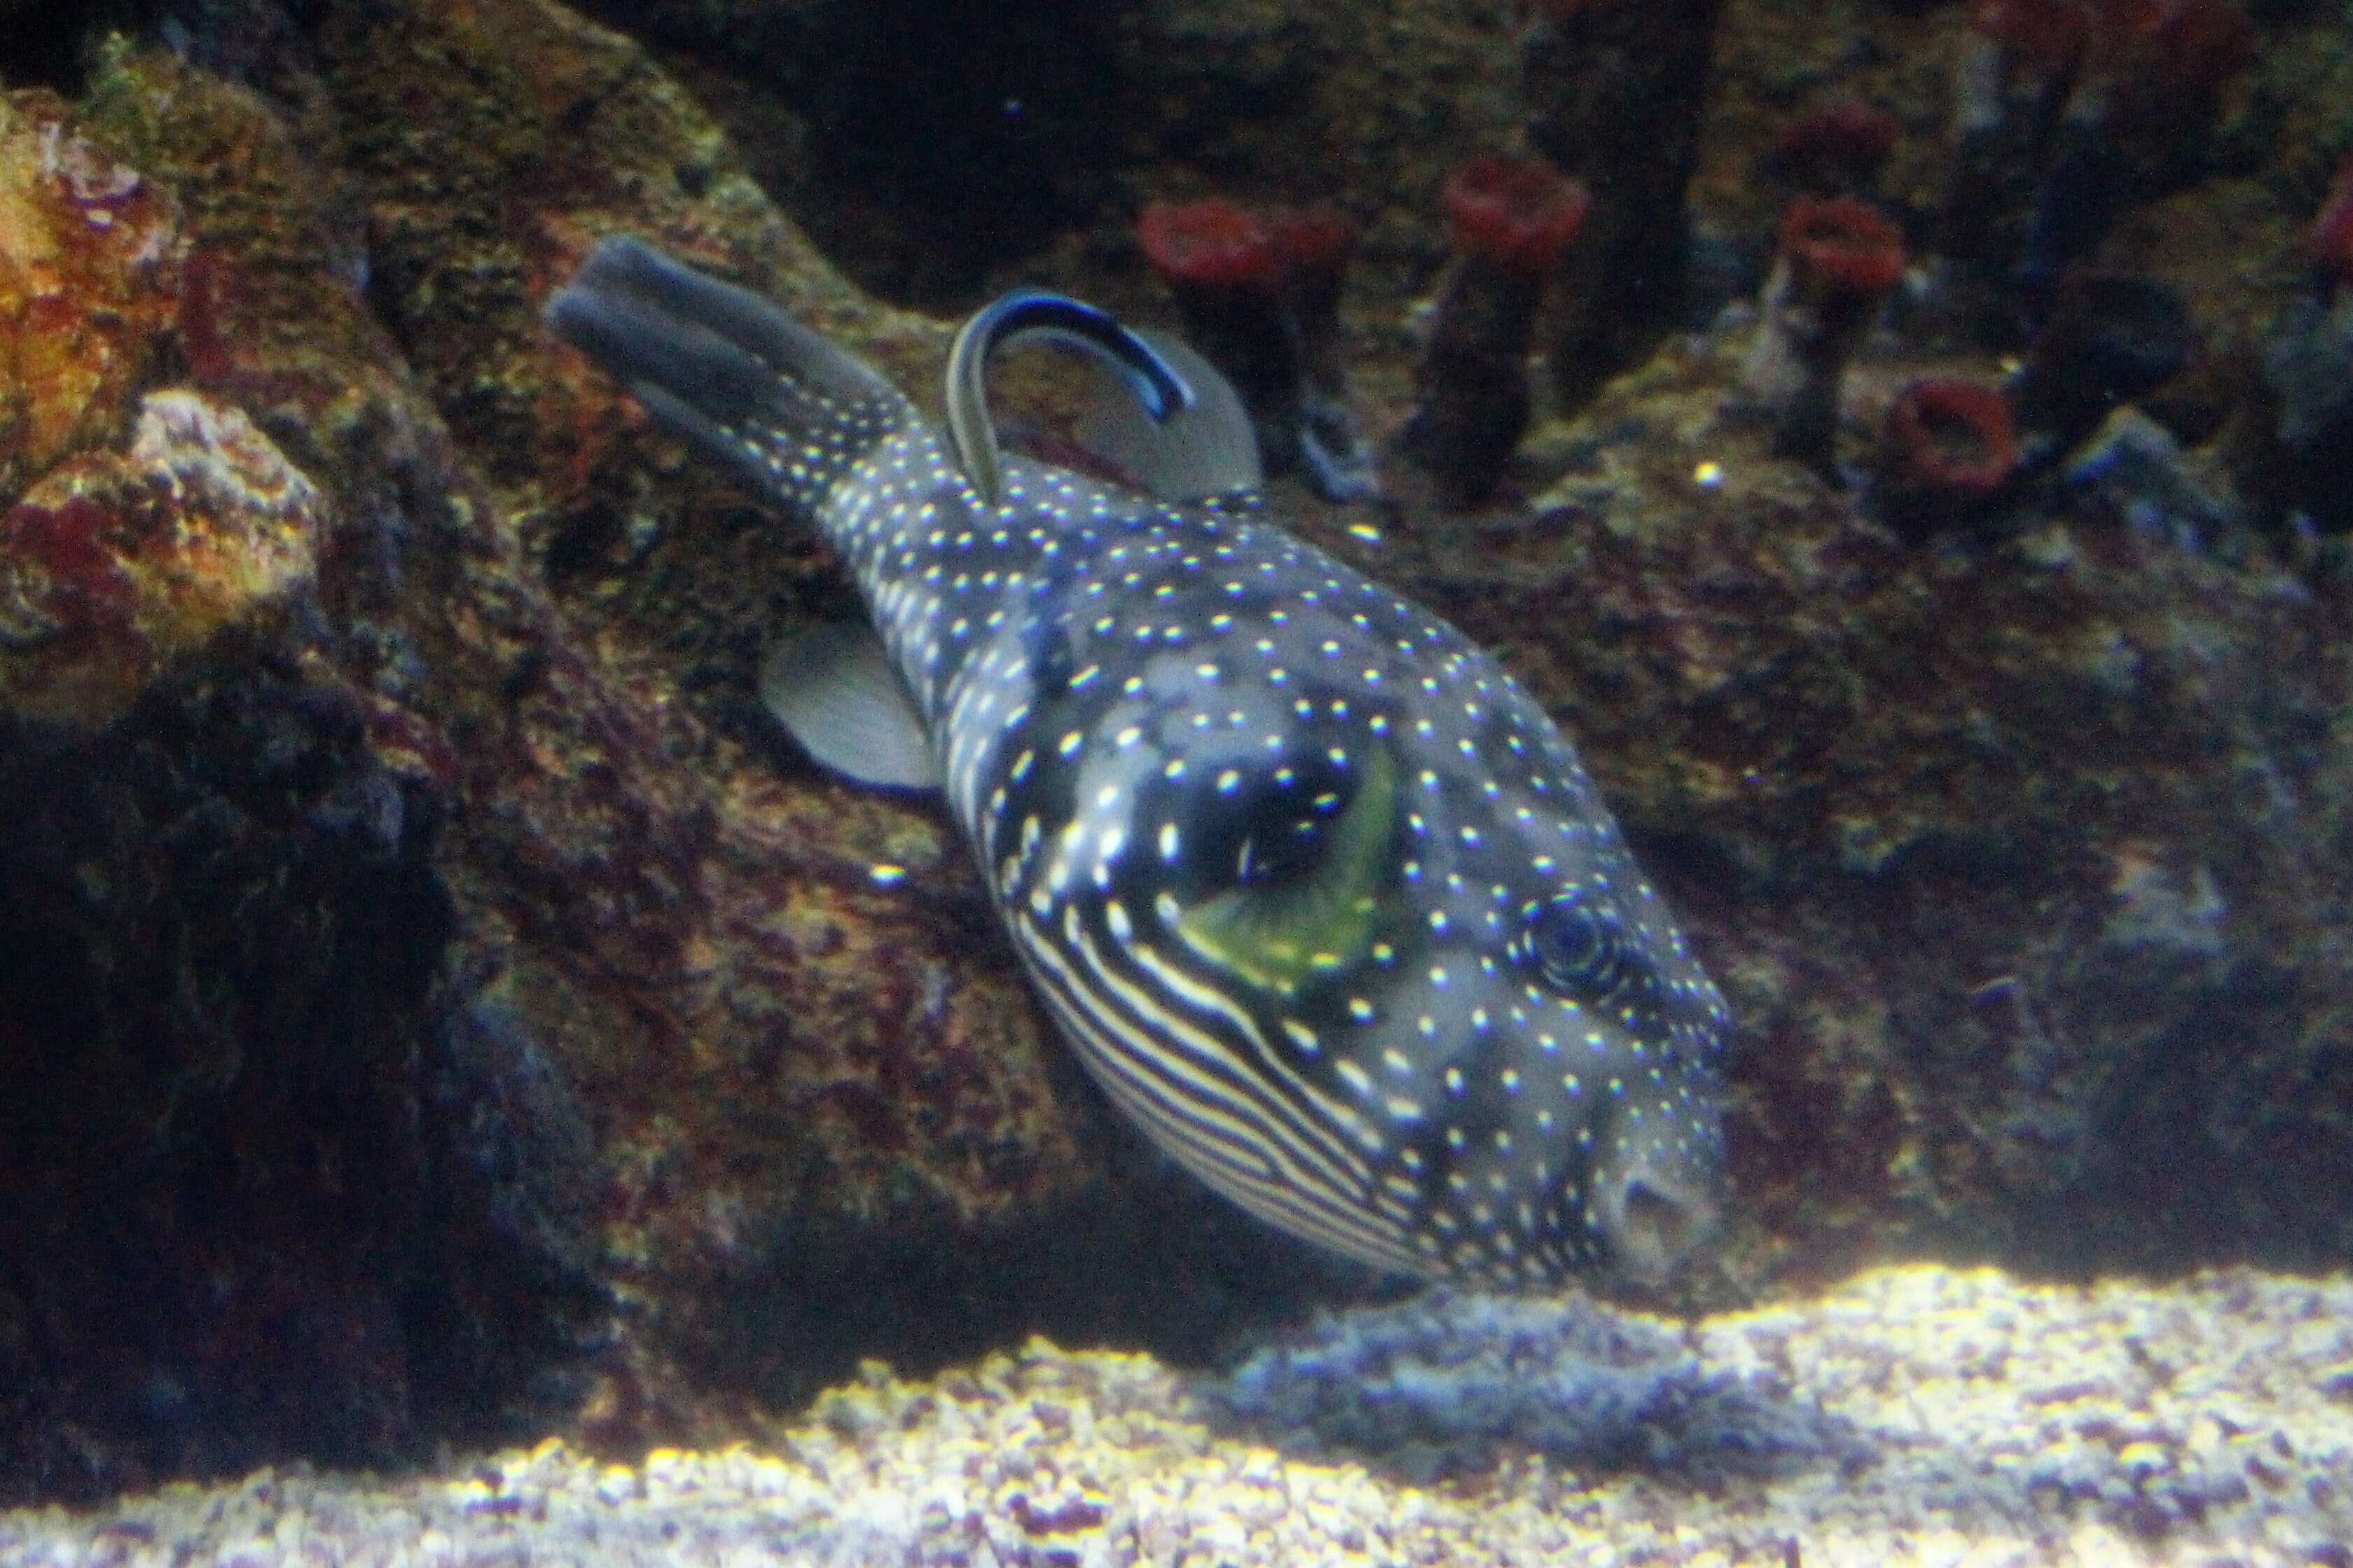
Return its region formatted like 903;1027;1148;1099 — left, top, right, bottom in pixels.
546;237;1730;1289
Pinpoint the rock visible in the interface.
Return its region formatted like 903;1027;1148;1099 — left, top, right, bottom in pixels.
0;90;183;506
1;390;322;723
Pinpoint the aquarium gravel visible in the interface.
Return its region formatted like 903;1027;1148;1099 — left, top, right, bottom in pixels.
4;1263;2348;1567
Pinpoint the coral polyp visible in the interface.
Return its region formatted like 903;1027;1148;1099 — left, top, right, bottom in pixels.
1873;377;2020;539
1398;153;1592;505
1737;195;1906;466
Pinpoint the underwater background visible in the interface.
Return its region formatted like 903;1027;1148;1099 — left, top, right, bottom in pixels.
0;0;2350;1560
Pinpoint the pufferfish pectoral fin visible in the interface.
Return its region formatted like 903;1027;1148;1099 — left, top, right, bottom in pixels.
758;622;940;792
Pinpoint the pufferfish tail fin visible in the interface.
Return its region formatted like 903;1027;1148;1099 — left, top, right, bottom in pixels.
544;235;913;515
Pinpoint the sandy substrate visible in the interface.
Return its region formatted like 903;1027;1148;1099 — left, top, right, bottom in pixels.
4;1264;2349;1567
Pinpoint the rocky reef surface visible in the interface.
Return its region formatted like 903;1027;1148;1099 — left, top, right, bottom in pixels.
1;0;2351;1527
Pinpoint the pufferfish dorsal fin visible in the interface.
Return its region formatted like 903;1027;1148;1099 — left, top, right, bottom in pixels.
758;622;940;791
946;291;1261;507
1077;327;1263;506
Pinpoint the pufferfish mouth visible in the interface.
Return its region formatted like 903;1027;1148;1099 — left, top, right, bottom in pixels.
1592;1128;1721;1285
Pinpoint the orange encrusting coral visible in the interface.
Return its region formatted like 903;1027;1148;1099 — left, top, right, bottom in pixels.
0;90;322;728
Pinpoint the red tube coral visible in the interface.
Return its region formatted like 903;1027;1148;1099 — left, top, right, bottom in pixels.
1136;199;1283;293
1263;207;1379;501
1268;208;1354;282
1779;196;1907;302
1136;199;1376;501
1137;197;1293;478
2097;0;2249;78
1772;99;1900;195
2101;0;2253;130
1267;207;1355;336
1738;197;1907;467
1945;0;2085;275
1400;155;1594;506
1971;0;2092;74
1442;153;1593;277
1875;377;2020;537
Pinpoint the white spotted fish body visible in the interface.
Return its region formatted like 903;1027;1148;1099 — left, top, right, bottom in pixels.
548;237;1730;1289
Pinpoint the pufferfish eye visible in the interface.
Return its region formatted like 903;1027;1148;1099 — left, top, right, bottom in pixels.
1169;744;1399;997
1525;898;1669;1027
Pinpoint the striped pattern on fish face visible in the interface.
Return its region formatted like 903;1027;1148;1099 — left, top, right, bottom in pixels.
819;425;1728;1289
543;242;1728;1289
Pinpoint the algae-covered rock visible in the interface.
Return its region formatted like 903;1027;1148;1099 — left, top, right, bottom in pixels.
1;390;322;723
1382;333;2353;1286
0;90;183;506
0;61;612;1500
